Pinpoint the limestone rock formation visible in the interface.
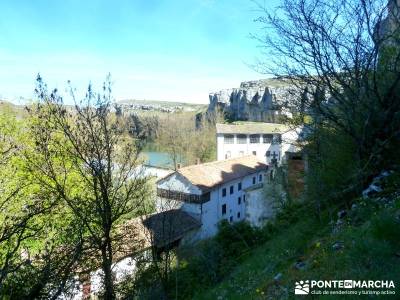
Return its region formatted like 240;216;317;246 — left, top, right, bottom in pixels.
207;78;295;122
375;0;400;45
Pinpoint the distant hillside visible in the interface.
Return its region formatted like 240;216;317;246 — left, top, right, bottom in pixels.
0;100;27;118
0;100;18;110
0;99;207;118
118;99;207;114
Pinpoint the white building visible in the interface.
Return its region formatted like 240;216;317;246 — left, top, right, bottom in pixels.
216;122;300;165
156;156;268;240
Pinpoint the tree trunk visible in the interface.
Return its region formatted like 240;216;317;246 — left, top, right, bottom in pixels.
101;236;114;300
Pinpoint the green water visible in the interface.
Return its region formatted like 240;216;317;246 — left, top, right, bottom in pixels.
142;151;172;168
141;142;186;168
141;151;185;169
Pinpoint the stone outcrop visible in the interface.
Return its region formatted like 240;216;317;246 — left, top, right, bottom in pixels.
206;78;295;123
375;0;400;46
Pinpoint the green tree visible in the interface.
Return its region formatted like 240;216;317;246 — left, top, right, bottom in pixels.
0;109;84;299
27;75;149;299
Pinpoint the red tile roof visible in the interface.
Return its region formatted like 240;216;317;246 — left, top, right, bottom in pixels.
159;156;268;192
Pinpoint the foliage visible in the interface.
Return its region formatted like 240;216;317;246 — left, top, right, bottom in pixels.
156;113;216;169
215;221;264;258
123;1;400;298
116;257;166;300
256;0;400;200
30;75;150;299
0;106;86;298
128;113;159;147
370;210;400;247
305;126;360;213
127;110;217;169
194;187;400;299
263;165;290;211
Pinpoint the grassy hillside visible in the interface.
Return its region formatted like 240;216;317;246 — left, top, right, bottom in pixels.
192;186;400;299
0;100;27;118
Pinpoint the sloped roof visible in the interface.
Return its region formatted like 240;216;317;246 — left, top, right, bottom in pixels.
216;122;289;134
164;155;268;192
117;210;201;257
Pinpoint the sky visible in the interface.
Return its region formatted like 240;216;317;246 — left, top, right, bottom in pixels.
0;0;279;104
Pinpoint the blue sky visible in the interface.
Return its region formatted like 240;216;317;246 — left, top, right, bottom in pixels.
0;0;278;104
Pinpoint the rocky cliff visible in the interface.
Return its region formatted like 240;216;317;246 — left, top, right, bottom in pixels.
374;0;400;44
206;78;295;122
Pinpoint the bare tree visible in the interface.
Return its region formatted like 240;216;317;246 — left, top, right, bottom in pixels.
255;0;400;190
26;75;149;299
158;113;217;169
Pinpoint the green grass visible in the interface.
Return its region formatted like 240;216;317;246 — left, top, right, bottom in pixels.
193;197;400;300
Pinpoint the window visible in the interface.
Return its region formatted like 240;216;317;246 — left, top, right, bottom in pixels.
225;151;231;159
237;212;241;219
259;174;262;182
222;204;227;215
270;151;279;163
224;134;234;144
252;177;256;184
238;197;241;205
230;186;234;194
243;195;246;202
263;134;273;143
250;134;260;143
237;134;247;144
222;188;226;197
252;151;257;156
238;182;242;191
229;216;233;222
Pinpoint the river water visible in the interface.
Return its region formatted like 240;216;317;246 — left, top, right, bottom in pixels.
141;151;173;168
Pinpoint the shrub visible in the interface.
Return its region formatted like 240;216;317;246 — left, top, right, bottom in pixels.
215;220;264;257
371;211;400;246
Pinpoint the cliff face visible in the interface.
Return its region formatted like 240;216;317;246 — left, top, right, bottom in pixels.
375;0;400;44
207;78;294;122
